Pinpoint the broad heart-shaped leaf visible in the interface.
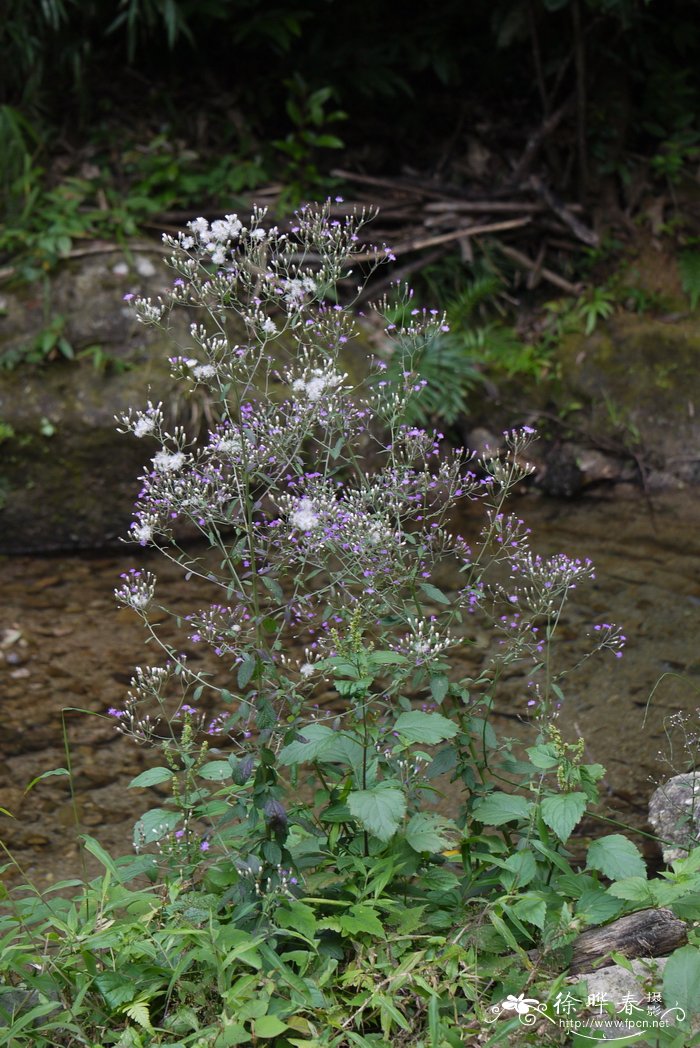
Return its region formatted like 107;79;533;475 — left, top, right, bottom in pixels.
663;945;700;1020
393;710;458;745
133;807;180;848
128;766;174;789
405;812;456;854
472;792;532;826
347;785;406;842
540;792;587;842
586;834;646;881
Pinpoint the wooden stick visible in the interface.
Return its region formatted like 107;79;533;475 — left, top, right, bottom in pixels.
496;242;582;294
530;175;598;246
352;217;531;261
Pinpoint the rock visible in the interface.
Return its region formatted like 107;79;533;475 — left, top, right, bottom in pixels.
0;250;192;552
556;314;700;487
569;957;670;1041
649;773;700;861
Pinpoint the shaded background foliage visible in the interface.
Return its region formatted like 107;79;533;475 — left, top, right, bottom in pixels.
3;0;700;195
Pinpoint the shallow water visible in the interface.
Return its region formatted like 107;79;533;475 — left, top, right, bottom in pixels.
2;490;700;887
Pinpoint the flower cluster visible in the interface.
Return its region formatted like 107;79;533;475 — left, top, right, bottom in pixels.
114;569;157;611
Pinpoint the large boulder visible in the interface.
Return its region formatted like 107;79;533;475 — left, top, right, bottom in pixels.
0;250;186;552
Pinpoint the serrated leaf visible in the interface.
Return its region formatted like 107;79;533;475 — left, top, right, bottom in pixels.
124;1000;153;1032
347;785;406;841
512;892;547;929
499;849;537;889
95;971;137;1009
541;792;587;842
526;744;559;769
275;901;317;940
198;760;232;781
339;904;384;938
576;887;624;926
393;710;458;744
586;834;646;881
472;792;532;826
405;812;456;853
419;581;451;604
128;766;174;788
663;945;700;1020
253;1015;289;1037
606;876;656;903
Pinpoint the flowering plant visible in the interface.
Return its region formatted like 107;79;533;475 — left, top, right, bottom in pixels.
112;201;628;883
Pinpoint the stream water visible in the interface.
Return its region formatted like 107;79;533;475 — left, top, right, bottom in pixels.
2;490;700;889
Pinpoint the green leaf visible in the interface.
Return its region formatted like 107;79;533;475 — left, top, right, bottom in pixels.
393;710;458;744
576;887;624;926
472;792;532;826
347;785;406;841
198;760;232;781
279;723;363;768
526;743;559;769
128;766;174;788
419;582;451;605
253;1015;289;1038
586;835;646;881
541;792;587;842
81;835;121;877
499;850;537;889
368;650;408;666
278;723;335;764
237;654;256;689
95;971;137;1008
275;901;317;940
24;767;69;793
405;812;456;853
663;945;700;1020
339;904;385;938
426;745;457;779
133;807;180;847
430;674;449;703
606;876;655;903
261;574;283;601
124;1000;153;1032
512;892;547;929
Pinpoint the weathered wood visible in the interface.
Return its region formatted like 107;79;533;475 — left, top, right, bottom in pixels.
570;908;687;975
496;242;582;295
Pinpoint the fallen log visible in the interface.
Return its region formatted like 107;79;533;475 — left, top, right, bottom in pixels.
570;909;687;975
